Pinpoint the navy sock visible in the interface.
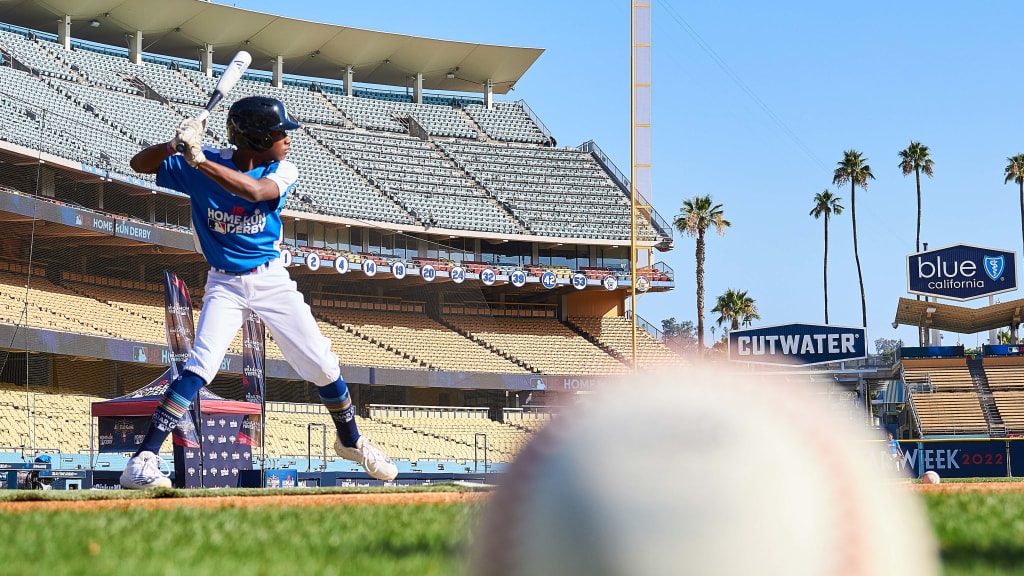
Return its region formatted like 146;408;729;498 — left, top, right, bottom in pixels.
135;371;206;456
318;376;361;448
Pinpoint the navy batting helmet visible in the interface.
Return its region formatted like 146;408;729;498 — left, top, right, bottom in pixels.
226;96;300;151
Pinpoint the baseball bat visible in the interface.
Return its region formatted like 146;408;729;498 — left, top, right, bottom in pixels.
176;50;252;152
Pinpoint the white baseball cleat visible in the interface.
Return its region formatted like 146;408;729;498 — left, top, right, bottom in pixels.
335;436;398;481
120;450;173;490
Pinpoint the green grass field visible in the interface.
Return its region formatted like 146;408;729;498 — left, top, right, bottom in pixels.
921;485;1024;576
0;482;1021;575
0;486;483;576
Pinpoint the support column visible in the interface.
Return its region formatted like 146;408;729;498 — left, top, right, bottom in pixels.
484;79;494;109
129;32;143;65
989;295;998;345
201;44;214;77
39;166;55;197
272;55;284;88
344;65;354;97
413;73;423;104
58;15;71;50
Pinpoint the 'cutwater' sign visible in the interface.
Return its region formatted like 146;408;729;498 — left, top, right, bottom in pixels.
907;244;1017;301
728;323;866;366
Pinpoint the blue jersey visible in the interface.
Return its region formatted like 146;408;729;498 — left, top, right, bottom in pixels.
157;147;297;272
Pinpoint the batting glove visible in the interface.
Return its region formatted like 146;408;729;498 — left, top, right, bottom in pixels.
172;117;207;151
183;141;206;168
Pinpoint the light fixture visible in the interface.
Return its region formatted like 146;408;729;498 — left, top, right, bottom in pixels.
89;19;100;28
446;72;455;79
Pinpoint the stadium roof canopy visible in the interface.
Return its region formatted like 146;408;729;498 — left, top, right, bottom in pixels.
0;0;543;94
893;297;1024;334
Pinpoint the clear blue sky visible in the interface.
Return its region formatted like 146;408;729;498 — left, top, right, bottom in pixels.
237;0;1024;352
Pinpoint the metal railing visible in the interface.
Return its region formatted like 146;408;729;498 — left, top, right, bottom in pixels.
473;433;489;473
578;139;673;242
517;99;554;144
625;310;664;341
307;422;327;472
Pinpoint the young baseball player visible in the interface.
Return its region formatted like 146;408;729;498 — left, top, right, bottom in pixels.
120;96;397;488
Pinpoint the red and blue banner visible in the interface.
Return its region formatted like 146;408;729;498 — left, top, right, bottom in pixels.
900;440;1008;478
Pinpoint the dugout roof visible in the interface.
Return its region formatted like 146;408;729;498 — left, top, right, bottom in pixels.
0;0;543;94
893;297;1024;334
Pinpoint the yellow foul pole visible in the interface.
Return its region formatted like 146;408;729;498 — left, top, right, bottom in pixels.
631;1;652;372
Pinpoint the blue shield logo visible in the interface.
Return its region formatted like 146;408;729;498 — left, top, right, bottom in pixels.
984;255;1005;281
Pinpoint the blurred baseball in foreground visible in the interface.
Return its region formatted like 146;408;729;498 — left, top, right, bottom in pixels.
920;470;942;485
471;367;939;576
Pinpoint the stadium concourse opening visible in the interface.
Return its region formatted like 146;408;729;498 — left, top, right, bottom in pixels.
0;4;682;487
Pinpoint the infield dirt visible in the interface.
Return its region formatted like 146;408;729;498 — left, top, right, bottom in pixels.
0;490;488;513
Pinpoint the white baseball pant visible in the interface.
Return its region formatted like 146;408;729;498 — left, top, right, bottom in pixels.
183;258;340;386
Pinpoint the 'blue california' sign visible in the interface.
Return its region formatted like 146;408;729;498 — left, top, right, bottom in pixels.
907;244;1017;301
728;323;867;366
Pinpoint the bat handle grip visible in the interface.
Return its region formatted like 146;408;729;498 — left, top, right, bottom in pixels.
175;110;211;153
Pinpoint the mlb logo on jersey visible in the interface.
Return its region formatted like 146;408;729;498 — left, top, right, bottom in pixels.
210;219;228;234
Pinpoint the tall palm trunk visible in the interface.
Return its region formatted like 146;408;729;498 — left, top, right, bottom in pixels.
851;182;867;328
1019;179;1024;256
915;169;922;253
823;214;830;324
916;168;925;345
695;230;706;352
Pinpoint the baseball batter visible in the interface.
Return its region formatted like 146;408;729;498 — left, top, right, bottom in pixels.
120;96;396;488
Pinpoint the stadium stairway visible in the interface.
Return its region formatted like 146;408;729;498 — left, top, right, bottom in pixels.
432;315;540;374
968;357;1006;437
563;319;628;365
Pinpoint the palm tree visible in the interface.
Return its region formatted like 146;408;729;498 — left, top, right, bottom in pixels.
832;150;875;328
712;288;760;332
898;141;934;253
1004;154;1024;255
809;190;843;324
674;195;730;353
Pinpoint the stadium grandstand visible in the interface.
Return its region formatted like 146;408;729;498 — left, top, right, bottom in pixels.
0;1;683;485
885;296;1024;440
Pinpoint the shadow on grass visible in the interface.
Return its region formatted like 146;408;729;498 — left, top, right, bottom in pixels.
942;544;1024;573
